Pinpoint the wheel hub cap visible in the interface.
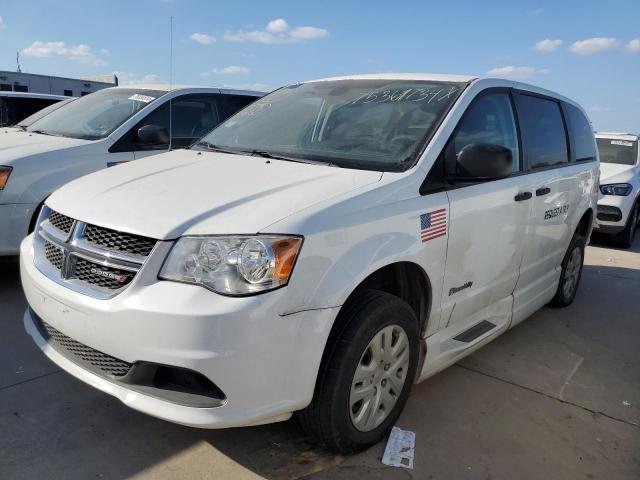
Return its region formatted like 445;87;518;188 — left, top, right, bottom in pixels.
349;324;410;432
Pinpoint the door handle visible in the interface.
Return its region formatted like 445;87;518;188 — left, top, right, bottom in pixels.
536;187;551;196
514;191;532;202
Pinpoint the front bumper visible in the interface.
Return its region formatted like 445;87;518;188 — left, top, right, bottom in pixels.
20;234;338;428
0;203;38;256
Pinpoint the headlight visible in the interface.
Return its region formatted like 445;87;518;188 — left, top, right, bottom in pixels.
599;183;633;196
0;166;12;190
159;235;303;295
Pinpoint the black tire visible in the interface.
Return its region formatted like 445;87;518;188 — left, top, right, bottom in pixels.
550;231;586;308
614;202;639;249
298;289;420;453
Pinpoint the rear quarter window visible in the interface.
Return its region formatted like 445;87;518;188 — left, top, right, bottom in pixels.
516;94;569;170
565;103;596;161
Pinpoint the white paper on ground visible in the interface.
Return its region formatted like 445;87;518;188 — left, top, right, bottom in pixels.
381;426;415;469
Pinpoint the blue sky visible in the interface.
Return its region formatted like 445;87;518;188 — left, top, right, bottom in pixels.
0;0;639;131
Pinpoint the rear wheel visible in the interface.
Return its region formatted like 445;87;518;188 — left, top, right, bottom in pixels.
614;203;639;249
550;232;585;307
298;289;419;453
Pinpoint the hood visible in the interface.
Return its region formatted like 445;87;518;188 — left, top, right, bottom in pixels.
599;162;636;184
0;129;92;163
47;150;382;239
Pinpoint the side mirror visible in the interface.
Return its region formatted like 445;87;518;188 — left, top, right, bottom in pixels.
455;143;513;181
137;124;169;145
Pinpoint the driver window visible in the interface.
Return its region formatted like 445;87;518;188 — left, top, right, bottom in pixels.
450;93;520;174
132;94;219;150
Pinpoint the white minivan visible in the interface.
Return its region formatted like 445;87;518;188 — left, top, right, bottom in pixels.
593;132;640;247
0;86;262;256
21;74;598;453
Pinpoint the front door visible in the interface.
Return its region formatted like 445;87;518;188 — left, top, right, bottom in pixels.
440;90;531;332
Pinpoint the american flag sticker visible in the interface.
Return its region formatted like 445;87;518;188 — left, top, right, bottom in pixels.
420;209;447;243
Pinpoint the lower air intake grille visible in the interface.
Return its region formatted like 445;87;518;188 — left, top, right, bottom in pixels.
34;313;132;378
73;258;134;290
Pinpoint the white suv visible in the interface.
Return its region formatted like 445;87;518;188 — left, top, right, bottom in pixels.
21;74;598;453
593;132;640;247
0;86;261;256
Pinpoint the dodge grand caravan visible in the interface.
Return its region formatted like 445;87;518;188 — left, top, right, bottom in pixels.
593;132;640;247
21;74;598;453
0;86;261;256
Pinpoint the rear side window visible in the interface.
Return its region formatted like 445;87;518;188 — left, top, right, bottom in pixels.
517;94;569;170
448;92;520;174
565;104;596;161
217;95;257;122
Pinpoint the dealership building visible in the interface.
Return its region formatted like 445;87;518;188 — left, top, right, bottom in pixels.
0;71;118;97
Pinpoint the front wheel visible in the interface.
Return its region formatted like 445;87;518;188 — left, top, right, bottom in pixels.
298;289;420;453
550;232;585;307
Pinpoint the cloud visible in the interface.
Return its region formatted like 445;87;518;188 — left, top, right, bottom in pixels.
202;65;250;76
627;38;640;53
115;72;162;85
569;37;618;55
535;39;562;52
190;33;216;45
21;41;107;66
224;18;328;44
486;66;550;79
0;16;4;30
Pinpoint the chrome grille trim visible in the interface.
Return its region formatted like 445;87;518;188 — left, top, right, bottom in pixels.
33;206;158;299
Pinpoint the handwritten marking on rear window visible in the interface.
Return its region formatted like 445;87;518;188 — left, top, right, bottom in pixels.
128;94;156;103
611;140;634;147
351;86;460;105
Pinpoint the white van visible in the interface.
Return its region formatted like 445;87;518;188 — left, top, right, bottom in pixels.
593;132;640;247
0;86;262;255
0;91;67;127
21;74;598;453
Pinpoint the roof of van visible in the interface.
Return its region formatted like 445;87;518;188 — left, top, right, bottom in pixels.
0;91;69;100
595;131;638;141
112;84;264;96
301;73;585;113
305;73;478;83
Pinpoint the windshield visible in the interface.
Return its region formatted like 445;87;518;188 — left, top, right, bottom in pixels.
597;138;638;165
199;79;465;171
17;98;75;127
27;88;166;140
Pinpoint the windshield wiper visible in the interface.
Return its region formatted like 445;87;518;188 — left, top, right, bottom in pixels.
247;150;336;167
30;129;68;138
194;141;245;155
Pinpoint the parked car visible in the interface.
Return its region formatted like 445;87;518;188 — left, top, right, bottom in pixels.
20;74;597;453
7;97;76;131
593;132;640;247
0;85;262;256
0;91;68;127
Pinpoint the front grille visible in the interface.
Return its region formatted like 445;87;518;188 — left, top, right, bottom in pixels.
49;210;74;234
34;313;132;378
35;206;158;298
44;240;63;270
84;225;156;256
73;257;135;290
